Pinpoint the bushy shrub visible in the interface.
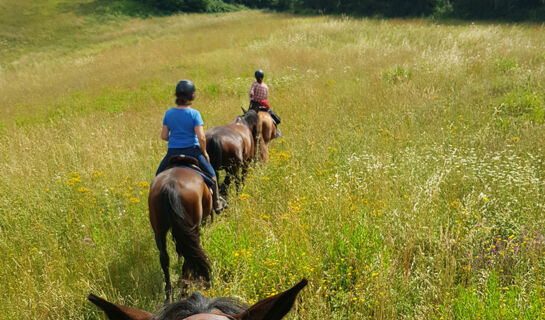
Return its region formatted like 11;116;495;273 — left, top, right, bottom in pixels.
294;0;440;16
144;0;209;12
450;0;545;19
140;0;545;18
207;0;244;12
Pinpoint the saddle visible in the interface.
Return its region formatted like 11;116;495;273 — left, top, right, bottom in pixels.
167;154;199;168
166;155;216;189
249;103;281;125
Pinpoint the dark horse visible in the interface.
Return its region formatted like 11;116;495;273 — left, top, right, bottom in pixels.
148;156;214;302
89;278;307;320
205;109;259;197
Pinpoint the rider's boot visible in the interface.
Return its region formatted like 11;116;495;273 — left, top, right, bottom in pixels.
275;125;282;138
212;177;227;214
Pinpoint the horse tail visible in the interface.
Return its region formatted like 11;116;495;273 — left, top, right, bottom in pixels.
247;110;260;159
253;115;261;161
207;136;222;173
160;180;211;281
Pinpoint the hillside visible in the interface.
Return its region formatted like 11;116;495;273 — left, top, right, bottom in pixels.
1;2;545;319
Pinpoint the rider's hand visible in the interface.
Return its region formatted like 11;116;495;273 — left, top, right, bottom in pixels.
204;152;210;163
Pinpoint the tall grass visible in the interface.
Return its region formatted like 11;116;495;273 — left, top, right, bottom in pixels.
1;7;545;319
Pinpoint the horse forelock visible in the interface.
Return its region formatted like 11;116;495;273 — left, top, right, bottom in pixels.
156;293;246;320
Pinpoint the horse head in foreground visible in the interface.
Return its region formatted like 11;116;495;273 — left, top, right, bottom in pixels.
89;278;307;320
148;156;215;302
205;109;259;197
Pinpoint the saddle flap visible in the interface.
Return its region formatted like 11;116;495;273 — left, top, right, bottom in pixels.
166;155;216;190
167;154;199;168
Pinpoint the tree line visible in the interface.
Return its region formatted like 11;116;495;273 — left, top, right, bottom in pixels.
143;0;545;20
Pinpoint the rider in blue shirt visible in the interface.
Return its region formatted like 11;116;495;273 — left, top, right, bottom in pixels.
156;80;226;213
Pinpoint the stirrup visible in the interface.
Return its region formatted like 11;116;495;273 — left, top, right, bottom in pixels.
214;197;228;214
275;127;282;138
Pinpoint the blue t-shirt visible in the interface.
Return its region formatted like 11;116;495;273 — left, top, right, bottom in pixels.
162;107;204;149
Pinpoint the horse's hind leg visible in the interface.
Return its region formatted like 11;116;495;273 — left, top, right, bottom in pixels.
220;168;233;197
173;226;191;296
155;232;171;303
179;263;191;297
260;137;269;163
238;162;250;194
226;165;241;195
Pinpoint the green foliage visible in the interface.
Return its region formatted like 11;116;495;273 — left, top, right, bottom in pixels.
41;0;540;18
143;0;243;12
383;66;413;84
207;0;245;12
185;0;545;18
454;273;545;319
495;58;519;73
204;83;220;98
496;88;544;124
451;0;545;20
229;0;441;16
143;0;209;12
70;0;160;18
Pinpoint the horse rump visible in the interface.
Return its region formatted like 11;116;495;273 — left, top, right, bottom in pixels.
160;181;211;281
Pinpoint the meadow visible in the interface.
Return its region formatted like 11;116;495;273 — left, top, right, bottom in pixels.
1;1;545;319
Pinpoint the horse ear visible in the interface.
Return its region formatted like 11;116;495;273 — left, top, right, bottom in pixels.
241;107;247;114
233;279;307;320
88;294;155;320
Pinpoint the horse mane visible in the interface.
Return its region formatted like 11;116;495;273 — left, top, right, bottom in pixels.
156;292;247;320
242;109;258;127
234;110;259;146
233;110;258;127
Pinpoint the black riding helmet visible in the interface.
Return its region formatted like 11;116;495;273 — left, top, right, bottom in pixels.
175;80;196;101
254;69;264;81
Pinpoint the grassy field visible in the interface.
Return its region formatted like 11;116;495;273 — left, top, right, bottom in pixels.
2;1;545;319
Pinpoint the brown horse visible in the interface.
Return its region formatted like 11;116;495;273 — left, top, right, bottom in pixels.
205;109;259;197
89;278;307;320
148;157;213;303
256;111;277;163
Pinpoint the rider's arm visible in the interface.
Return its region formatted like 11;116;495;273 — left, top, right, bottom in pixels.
195;125;210;162
161;125;169;141
249;82;256;100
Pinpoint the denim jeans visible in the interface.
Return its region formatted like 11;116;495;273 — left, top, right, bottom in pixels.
156;146;216;177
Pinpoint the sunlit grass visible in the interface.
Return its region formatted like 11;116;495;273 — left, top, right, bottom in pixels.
1;6;545;320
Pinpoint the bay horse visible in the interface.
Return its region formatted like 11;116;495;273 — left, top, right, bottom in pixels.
256;110;277;163
148;156;214;303
89;278;307;320
205;109;259;197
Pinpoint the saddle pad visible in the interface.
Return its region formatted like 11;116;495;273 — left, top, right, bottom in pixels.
176;165;215;190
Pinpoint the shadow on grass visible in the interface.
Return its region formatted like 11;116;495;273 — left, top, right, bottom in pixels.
103;232;208;311
105;235;166;309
